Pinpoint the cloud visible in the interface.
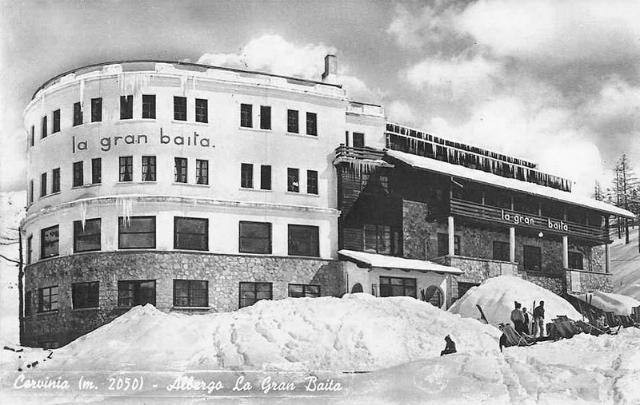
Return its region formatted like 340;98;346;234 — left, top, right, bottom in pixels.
386;100;416;125
456;0;640;65
198;34;381;103
404;54;502;99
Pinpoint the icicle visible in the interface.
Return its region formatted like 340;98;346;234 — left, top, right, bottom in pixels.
80;200;88;230
180;75;188;96
79;79;85;108
117;197;133;227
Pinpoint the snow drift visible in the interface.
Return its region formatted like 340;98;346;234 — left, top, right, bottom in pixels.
45;294;500;372
571;291;640;316
448;275;581;323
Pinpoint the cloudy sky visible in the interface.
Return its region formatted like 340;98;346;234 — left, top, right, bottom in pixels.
1;0;639;196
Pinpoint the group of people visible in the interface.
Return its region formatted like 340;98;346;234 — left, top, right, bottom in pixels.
510;300;546;338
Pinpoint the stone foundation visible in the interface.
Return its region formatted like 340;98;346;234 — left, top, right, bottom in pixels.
566;270;612;293
23;251;343;347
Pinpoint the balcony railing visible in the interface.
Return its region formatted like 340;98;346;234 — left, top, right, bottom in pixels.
450;198;607;242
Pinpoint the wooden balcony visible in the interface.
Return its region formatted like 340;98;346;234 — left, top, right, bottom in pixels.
450;198;607;242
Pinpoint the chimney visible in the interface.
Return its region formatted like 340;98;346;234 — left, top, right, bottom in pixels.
322;54;338;84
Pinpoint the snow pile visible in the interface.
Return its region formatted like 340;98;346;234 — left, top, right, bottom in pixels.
46;294;500;372
449;275;581;324
572;291;640;316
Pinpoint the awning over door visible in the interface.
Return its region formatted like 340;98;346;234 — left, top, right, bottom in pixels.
339;249;463;274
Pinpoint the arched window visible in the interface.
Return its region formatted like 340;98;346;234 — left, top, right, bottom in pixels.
423;286;444;308
351;283;363;293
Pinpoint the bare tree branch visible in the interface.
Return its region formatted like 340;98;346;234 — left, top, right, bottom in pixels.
0;253;19;265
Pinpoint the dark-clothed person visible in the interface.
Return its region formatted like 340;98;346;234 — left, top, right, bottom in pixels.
522;307;530;334
532;301;545;337
440;335;457;356
510;301;525;334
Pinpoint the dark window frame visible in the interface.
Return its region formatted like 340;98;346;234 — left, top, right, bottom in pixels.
142;94;156;119
174;157;188;183
40;172;47;197
492;241;510;261
117;280;156;307
195;98;208;123
523;245;542;272
353;132;365;148
72;281;99;309
363;224;392;255
119;156;133;182
142;156;156;182
569;251;584;270
287;109;299;133
379;276;417;298
260;105;271;130
306;112;317;136
287;168;299;192
51;168;60;193
288;225;320;257
288;284;320;298
120;95;133;120
239;221;272;254
173;279;209;307
260;165;271;190
73;161;83;187
73;102;83;126
26;235;33;265
38;285;58;312
30;125;35;146
91;97;102;122
196;159;208;185
52;109;61;133
91;158;102;184
174;217;209;251
437;233;461;256
118;216;156;249
73;218;101;253
239;282;272;308
41;225;59;259
240;104;253;128
41;115;47;138
307;170;318;194
174;96;187;121
241;163;253;188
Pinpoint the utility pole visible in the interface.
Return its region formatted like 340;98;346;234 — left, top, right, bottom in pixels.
18;227;24;344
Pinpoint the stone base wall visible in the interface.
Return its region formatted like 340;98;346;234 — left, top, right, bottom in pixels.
566;270;613;293
402;200;435;260
522;272;566;295
23;251;343;347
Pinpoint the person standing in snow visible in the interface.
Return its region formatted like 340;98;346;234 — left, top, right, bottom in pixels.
532;301;545;337
440;335;457;356
510;301;525;334
522;307;531;334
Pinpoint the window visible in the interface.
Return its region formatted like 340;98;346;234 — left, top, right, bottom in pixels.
73;161;83;187
173;280;208;307
38;286;58;312
569;252;583;270
239;221;271;254
196;159;208;185
91;97;102;122
40;173;47;197
287;109;299;133
307;170;318;194
174;157;187;183
118;216;156;249
120;95;133;119
239;282;272;308
142;156;156;182
260;165;271;190
119;156;133;182
288;284;320;298
142;95;156;119
118;280;156;307
26;235;33;265
41;115;47;138
28;180;33;204
30;125;35;147
523;245;542;271
287;168;299;192
241;163;253;188
174;217;208;251
195;98;208;123
174;96;187;121
91;158;101;184
25;291;32;316
260;105;271;129
363;224;391;255
437;233;461;256
240;104;252;128
288;225;319;257
41;225;59;259
72;281;99;309
74;218;101;252
457;282;480;299
306;112;317;136
493;241;510;261
52;109;60;133
73;102;83;126
52;168;60;193
353;132;365;148
379;277;416;298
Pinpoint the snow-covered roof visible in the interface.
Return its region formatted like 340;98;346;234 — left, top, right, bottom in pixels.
338;249;463;274
386;150;635;219
569;291;640;316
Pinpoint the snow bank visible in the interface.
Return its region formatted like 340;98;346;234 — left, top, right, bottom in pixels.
572;291;640;316
448;275;581;324
45;294;500;372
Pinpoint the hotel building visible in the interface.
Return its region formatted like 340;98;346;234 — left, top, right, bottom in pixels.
21;56;634;347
